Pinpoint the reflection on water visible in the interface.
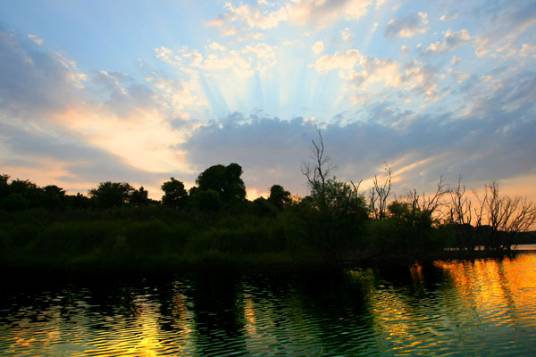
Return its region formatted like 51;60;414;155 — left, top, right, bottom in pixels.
2;255;536;356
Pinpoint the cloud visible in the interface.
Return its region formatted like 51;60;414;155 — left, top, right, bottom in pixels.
312;41;324;55
0;30;85;119
27;33;43;46
439;13;458;21
183;69;536;196
209;0;374;34
425;29;471;54
312;49;438;101
155;42;277;78
0;29;192;194
472;0;536;59
385;12;429;38
341;28;352;41
0;121;169;186
520;43;536;58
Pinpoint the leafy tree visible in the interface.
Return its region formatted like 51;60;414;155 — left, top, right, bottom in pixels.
161;178;188;209
0;174;9;200
130;186;150;207
89;182;134;208
66;193;91;209
1;193;30;210
8;179;41;207
196;163;246;204
268;184;292;210
189;188;221;211
252;197;277;216
386;200;437;251
41;185;66;209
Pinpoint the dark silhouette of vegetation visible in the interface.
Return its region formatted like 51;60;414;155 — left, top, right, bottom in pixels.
1;132;535;271
161;178;187;209
268;184;292;210
196;163;246;205
89;182;135;208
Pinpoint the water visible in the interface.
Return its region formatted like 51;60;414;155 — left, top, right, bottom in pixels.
2;254;536;356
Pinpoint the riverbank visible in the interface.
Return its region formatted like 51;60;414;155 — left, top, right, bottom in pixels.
1;208;534;274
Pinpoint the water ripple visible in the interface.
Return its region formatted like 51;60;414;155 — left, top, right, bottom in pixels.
2;254;536;355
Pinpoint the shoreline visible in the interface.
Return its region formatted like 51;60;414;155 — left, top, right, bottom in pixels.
3;249;533;278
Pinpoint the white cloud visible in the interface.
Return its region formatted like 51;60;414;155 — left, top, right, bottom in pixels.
312;49;365;79
520;43;536;57
341;28;352;41
313;48;441;103
312;41;325;55
27;33;43;46
155;42;277;78
385;12;429;38
209;0;374;33
439;13;458;21
425;29;471;54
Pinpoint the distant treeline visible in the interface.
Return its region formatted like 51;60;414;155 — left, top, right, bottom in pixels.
1;132;535;270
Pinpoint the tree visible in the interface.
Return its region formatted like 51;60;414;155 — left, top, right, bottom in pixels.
301;130;369;257
302;129;331;211
448;176;472;225
268;184;292;210
161;178;188;209
189;187;221;211
130;186;150;207
8;179;41;208
66;193;91;209
0;174;9;200
369;167;392;220
41;185;66;209
89;182;134;208
196;163;246;204
483;182;536;250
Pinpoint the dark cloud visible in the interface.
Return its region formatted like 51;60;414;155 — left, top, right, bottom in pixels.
0;30;83;118
91;70;156;116
183;71;536;195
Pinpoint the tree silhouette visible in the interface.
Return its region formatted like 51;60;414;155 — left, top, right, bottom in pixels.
130;186;150;207
0;174;9;203
161;178;188;209
89;182;134;208
196;163;246;204
268;185;291;210
41;185;66;209
189;187;222;211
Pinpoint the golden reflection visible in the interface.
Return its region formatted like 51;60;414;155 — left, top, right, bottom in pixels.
244;294;257;336
434;254;536;328
370;289;413;345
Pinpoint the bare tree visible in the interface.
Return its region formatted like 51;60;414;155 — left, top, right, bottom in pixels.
369;167;392;219
403;177;448;219
506;198;536;233
449;176;472;225
481;182;536;250
302;129;332;210
472;188;488;229
302;130;330;185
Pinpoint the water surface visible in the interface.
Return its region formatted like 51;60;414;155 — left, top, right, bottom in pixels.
2;254;536;356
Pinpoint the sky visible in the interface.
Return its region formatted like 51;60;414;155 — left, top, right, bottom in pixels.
0;0;535;199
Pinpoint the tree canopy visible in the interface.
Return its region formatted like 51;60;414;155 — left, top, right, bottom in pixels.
196;163;246;204
161;178;187;209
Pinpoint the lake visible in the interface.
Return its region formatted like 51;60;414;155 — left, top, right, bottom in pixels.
2;254;536;356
